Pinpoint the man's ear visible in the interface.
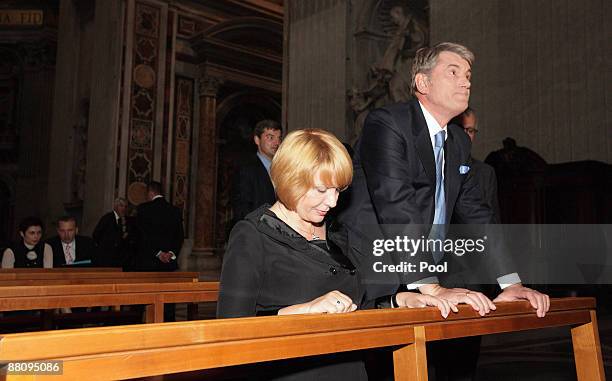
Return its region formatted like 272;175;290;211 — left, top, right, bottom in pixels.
19;231;24;239
254;135;260;147
75;227;79;235
414;73;429;95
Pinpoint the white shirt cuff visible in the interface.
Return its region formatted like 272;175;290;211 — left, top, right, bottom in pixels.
406;276;439;290
497;273;521;289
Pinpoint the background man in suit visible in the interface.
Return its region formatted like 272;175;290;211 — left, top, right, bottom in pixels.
47;216;97;267
231;119;282;223
92;197;134;268
134;181;184;272
135;181;184;321
451;107;501;222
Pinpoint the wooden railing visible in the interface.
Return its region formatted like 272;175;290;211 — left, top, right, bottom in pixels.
0;268;121;273
0;270;199;283
0;281;219;323
0;297;603;380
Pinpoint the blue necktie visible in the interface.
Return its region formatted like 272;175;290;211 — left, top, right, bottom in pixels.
431;130;446;263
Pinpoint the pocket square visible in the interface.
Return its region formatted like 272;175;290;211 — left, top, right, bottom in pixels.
459;165;470;174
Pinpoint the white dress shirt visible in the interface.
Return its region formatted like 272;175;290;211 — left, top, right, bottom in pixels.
405;103;521;291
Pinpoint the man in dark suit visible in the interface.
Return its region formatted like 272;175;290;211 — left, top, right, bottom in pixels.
340;42;550;380
92;197;134;268
231;119;281;222
451;107;501;222
47;216;97;267
341;42;549;311
134;181;184;272
135;181;184;321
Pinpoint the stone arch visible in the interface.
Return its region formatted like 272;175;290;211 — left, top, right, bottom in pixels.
204;17;282;55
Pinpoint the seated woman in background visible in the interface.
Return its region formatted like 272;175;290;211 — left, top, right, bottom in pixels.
218;129;452;381
2;216;53;268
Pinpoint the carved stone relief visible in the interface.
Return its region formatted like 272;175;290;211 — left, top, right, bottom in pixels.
348;0;429;144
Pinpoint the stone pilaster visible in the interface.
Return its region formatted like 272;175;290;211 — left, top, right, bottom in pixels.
192;74;223;254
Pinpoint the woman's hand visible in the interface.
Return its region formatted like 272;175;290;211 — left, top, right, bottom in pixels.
278;290;357;315
395;291;458;318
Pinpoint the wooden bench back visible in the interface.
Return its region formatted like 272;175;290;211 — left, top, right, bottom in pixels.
0;268;121;273
0;281;219;298
0;271;199;281
0;278;197;286
0;298;601;381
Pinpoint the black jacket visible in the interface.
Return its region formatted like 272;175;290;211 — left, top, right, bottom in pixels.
135;197;184;271
218;205;364;317
92;212;135;267
47;235;97;267
339;100;515;296
217;205;367;381
231;154;276;222
469;158;501;223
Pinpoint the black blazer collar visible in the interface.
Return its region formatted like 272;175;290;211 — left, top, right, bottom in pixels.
409;100;436;186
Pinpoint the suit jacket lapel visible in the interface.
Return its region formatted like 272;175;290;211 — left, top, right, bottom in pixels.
410;101;436;186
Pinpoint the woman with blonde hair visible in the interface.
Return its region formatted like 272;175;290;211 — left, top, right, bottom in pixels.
218;129;451;380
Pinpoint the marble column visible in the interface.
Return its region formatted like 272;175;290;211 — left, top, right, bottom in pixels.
80;0;124;234
192;74;223;254
46;0;80;230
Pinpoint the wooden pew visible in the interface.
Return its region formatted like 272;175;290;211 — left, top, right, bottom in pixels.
0;268;121;273
0;282;219;323
0;298;603;381
0;271;199;282
0;271;204;329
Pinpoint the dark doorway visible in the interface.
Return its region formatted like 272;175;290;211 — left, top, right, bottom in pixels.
215;94;280;246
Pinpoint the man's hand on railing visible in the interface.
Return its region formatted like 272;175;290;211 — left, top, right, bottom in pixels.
277;290;358;315
493;284;550;318
418;284;497;317
395;292;458;318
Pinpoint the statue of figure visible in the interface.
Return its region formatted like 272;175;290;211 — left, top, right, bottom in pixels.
348;1;429;147
347;71;391;146
373;4;427;103
347;87;371;146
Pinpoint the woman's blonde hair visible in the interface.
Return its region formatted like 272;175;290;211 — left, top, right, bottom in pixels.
270;129;352;210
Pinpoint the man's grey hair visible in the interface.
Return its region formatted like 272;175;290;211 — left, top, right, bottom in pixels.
410;42;475;95
114;197;128;207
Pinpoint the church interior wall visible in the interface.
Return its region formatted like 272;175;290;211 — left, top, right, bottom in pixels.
431;0;610;163
286;0;610;164
0;0;608;248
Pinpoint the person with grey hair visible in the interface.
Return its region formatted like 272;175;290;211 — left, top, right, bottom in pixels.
340;41;549;380
343;41;547;311
339;42;550;380
92;197;133;268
